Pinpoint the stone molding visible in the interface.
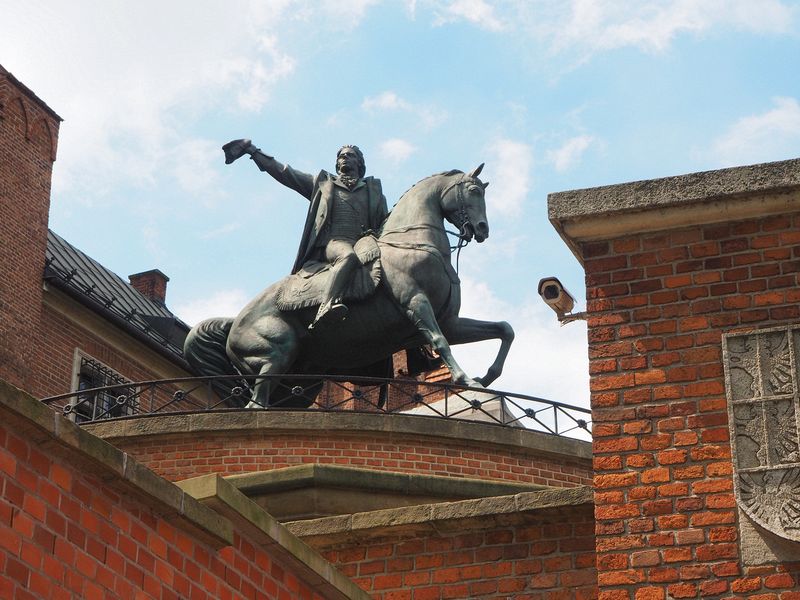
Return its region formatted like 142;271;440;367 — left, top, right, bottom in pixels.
83;410;592;461
228;463;549;497
548;157;800;263
285;486;593;547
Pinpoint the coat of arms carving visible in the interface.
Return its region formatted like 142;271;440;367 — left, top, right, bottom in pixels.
723;325;800;542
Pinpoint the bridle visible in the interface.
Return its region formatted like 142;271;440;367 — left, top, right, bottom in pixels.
440;175;482;272
379;173;486;275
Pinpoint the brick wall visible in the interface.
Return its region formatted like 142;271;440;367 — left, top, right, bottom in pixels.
583;215;800;598
35;302;178;399
310;503;597;600
0;67;60;393
0;403;330;599
110;430;592;487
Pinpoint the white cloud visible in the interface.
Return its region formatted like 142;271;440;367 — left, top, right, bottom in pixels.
297;0;379;26
362;91;410;112
480;139;532;218
452;278;589;409
434;0;506;31
218;36;296;112
547;134;594;172
170;139;225;199
200;223;241;240
0;2;298;204
550;0;795;54
710;97;800;167
423;0;796;61
379;138;417;164
174;289;251;326
544;0;794;61
362;90;447;129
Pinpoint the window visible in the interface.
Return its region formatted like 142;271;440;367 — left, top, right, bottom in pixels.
72;353;137;422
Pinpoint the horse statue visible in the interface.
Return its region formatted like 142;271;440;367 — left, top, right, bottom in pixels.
184;164;514;407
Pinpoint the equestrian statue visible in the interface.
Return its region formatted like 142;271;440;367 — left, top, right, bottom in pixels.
183;139;515;407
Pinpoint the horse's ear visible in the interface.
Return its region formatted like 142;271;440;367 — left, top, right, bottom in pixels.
481;181;489;189
468;163;484;178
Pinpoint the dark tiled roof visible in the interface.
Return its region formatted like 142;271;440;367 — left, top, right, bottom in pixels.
44;230;189;363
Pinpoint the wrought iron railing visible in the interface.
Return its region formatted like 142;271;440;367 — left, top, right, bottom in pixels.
41;375;592;440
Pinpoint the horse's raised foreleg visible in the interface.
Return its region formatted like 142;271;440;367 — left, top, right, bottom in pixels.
404;295;476;386
440;317;515;388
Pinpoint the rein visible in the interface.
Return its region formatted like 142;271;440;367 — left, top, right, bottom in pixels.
379;174;477;275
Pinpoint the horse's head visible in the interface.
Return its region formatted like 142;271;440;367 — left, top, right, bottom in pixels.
441;164;490;243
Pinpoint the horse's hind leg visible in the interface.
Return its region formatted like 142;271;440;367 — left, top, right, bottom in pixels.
227;316;298;408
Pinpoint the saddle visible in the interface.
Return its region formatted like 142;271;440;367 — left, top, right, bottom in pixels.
275;236;382;312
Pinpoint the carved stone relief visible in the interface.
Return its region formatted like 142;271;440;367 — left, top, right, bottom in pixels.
723;325;800;543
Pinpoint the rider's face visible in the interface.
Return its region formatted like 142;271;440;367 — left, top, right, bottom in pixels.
336;149;360;176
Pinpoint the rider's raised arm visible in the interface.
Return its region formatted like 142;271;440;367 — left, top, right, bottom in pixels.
248;150;314;200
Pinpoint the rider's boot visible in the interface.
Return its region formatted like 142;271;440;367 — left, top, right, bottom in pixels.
309;247;359;330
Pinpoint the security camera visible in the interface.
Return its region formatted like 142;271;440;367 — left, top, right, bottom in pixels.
538;277;586;324
538;277;575;316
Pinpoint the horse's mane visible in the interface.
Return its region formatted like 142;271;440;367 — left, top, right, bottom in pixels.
396;169;464;204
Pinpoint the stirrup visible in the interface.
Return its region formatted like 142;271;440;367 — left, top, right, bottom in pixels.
308;302;348;330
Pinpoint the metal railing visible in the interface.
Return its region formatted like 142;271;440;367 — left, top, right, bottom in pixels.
41;374;592;440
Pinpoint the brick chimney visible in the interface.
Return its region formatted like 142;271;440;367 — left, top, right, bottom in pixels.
129;269;169;304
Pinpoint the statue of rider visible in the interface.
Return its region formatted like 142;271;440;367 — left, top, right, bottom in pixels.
223;139;389;329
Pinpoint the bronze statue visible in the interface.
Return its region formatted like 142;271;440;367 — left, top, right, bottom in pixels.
185;141;514;407
223;139;388;329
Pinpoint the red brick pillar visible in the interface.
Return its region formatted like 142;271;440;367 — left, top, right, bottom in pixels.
549;159;800;599
0;65;61;392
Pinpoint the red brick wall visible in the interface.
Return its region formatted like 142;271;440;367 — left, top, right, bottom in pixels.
35;303;167;399
0;409;327;600
0;68;60;393
113;430;592;487
584;216;800;599
313;504;597;600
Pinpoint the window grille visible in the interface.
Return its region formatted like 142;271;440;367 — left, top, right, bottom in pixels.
74;356;137;422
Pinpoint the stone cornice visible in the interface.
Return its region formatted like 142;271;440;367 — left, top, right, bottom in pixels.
83;410;593;462
285;486;593;547
548;158;800;264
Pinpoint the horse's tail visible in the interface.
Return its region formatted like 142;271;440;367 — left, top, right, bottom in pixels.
184;317;248;407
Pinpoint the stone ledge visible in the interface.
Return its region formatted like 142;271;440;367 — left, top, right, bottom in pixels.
1;379;231;548
285;486;593;547
177;474;370;600
83;410;592;461
227;464;549;498
226;465;553;520
548;157;800;262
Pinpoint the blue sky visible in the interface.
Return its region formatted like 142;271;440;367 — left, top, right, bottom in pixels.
3;1;800;407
